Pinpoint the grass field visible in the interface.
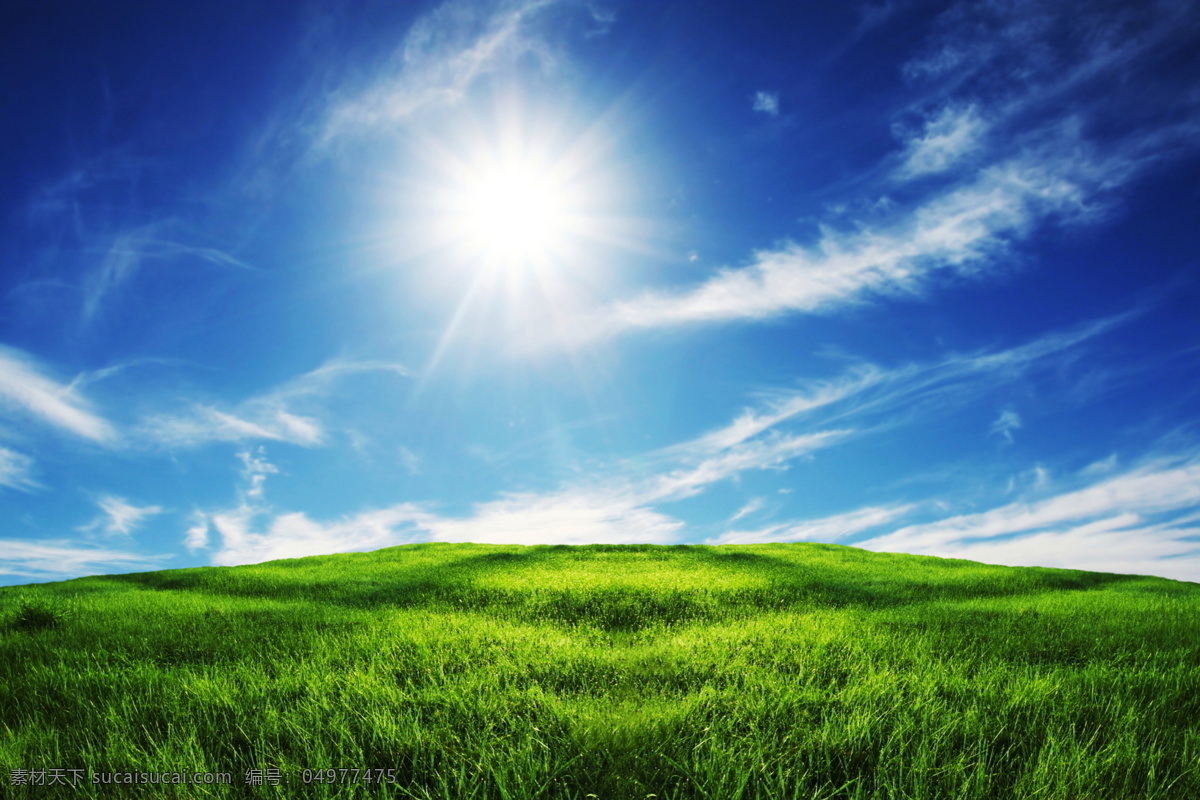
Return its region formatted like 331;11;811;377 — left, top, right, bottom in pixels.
2;542;1198;798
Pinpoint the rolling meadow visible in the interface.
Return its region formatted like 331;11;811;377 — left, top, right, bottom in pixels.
2;542;1198;799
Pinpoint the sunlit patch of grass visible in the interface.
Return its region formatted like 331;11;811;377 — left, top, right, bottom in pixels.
1;542;1198;798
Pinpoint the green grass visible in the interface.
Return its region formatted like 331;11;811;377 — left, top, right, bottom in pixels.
2;542;1198;798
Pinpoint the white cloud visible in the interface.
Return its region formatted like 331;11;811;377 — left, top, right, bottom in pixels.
209;489;685;566
645;430;849;503
0;539;168;581
856;456;1200;581
752;91;779;116
206;381;857;564
207;430;845;564
990;407;1021;443
0;447;39;491
416;426;846;550
238;447;278;501
142;406;325;448
83;226;256;323
321;0;562;143
269;359;412;397
210;504;432;567
586;4;616;37
139;359;408;449
203;315;1143;567
590;153;1089;335
681;313;1129;458
711;503;915;546
67;357;189;393
898;518;1200;583
903;0;1196;93
569;0;1200;341
183;512;210;552
79;495;164;537
429;490;684;546
398;446;421;475
895;104;986;178
728;497;765;523
0;346;116;442
681;365;888;453
704;451;1200;582
1082;453;1118;475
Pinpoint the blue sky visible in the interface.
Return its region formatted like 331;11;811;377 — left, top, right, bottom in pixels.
3;0;1200;585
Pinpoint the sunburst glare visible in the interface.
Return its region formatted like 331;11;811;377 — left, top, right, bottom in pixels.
450;155;573;266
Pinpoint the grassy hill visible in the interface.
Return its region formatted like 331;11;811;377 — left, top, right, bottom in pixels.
2;542;1198;799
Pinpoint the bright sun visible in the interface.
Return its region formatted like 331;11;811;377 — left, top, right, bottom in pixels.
460;166;564;261
444;155;577;269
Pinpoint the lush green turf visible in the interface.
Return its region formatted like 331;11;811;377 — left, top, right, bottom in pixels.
2;542;1198;798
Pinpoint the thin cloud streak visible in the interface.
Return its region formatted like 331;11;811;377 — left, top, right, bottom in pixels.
569;0;1200;342
856;456;1200;581
728;497;765;523
205;314;1135;566
183;512;210;553
320;0;562;144
894;104;986;178
0;539;168;581
207;402;852;564
0;347;116;442
710;503;915;546
681;312;1132;456
752;91;780;116
705;452;1200;581
142;406;325;449
83;228;256;323
590;153;1094;335
139;359;409;449
209;504;431;567
0;447;39;492
78;495;165;537
991;408;1021;443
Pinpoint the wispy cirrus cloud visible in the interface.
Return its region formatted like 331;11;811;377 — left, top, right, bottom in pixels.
183;511;210;553
139;359;409;449
83;226;256;323
0;447;39;492
855;455;1200;582
894;104;986;178
685;311;1132;454
142;406;326;449
990;408;1021;443
710;503;915;546
643;430;849;504
752;91;780;116
427;490;683;547
203;313;1136;565
0;346;116;442
208;504;432;567
728;497;765;523
0;539;168;581
199;445;431;564
590;154;1091;334
704;450;1200;582
78;495;164;537
237;447;278;502
320;0;563;144
204;386;852;565
574;0;1200;341
206;431;849;564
